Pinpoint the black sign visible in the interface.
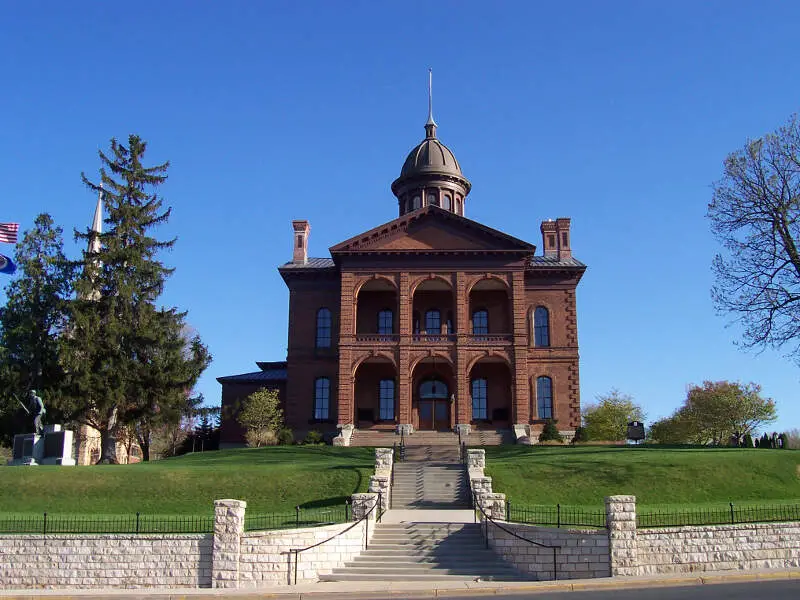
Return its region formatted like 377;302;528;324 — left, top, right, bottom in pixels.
626;421;645;441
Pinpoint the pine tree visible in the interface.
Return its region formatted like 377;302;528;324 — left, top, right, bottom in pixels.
0;214;74;444
63;135;210;463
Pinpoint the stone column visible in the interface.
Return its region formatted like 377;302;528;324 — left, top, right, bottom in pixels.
350;493;379;521
212;499;247;588
374;447;393;473
398;273;412;428
605;495;638;577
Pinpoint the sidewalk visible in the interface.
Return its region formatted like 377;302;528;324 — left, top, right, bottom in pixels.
2;568;799;599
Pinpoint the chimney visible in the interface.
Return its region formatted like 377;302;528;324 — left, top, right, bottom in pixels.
540;220;557;257
555;218;571;259
292;220;310;264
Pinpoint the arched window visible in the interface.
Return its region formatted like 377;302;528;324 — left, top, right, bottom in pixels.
314;377;330;420
456;198;462;215
442;194;452;211
537;376;553;419
316;308;332;348
378;309;393;335
412;195;421;210
379;379;395;420
413;310;421;334
471;378;488;420
472;309;489;335
534;306;550;347
420;379;449;398
428;193;439;207
446;310;455;335
425;309;441;334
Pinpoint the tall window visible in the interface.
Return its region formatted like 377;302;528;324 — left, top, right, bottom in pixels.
377;309;393;335
413;310;421;334
446;310;455;334
314;377;330;420
412;195;421;210
442;194;452;211
428;193;439;207
425;309;441;334
534;306;550;347
379;379;395;420
472;378;488;420
472;309;489;335
316;308;332;348
537;376;553;419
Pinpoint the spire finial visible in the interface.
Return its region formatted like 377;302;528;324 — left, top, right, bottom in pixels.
425;68;437;138
89;182;104;254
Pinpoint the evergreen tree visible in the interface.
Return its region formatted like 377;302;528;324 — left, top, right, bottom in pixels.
0;214;74;444
62;135;210;463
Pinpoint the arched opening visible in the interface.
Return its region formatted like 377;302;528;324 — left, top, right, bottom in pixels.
354;358;397;428
412;278;456;341
469;359;513;428
468;278;511;340
356;278;398;340
412;357;454;431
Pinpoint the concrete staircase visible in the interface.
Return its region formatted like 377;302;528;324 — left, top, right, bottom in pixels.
468;428;514;446
391;461;470;509
319;523;525;582
349;429;398;447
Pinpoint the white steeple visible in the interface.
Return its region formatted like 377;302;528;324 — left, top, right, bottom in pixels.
89;183;103;254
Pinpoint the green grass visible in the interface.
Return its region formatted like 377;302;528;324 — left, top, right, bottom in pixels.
484;445;800;510
0;446;374;517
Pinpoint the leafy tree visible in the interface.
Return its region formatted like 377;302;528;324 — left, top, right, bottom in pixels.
572;426;588;443
0;214;74;444
779;432;789;449
742;432;754;448
538;419;563;443
708;114;800;359
648;414;694;444
238;388;284;448
582;389;645;441
62;135;210;463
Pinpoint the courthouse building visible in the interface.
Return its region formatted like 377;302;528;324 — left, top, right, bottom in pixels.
218;106;586;446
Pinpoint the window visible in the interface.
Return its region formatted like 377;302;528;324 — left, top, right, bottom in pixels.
446;310;455;334
561;231;569;247
472;378;487;420
316;308;332;348
428;193;439;207
412;195;421;210
442;194;452;211
378;309;393;335
534;306;550;347
379;379;395;420
456;198;462;215
472;309;489;335
314;377;330;420
296;235;303;248
420;379;448;398
537;376;553;419
413;310;421;334
425;309;441;334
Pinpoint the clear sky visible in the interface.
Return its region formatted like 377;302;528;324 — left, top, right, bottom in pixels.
1;1;799;433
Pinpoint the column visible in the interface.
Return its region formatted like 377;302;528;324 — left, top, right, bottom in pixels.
212;499;246;588
605;495;638;577
398;272;412;429
455;271;470;428
337;272;356;425
510;270;530;423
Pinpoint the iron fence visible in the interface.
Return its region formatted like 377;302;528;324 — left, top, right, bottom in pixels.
244;503;349;532
0;513;214;535
506;502;607;529
637;502;800;528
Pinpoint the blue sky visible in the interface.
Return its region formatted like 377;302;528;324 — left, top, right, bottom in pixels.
2;1;799;433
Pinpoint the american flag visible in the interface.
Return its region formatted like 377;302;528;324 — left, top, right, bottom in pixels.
0;223;19;244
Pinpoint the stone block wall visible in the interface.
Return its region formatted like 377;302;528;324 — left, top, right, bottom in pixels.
0;534;212;588
489;523;609;580
638;522;800;575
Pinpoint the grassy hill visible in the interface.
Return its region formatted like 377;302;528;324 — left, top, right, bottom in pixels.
0;446;373;516
485;445;800;509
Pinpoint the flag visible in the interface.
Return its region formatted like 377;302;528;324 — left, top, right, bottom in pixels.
0;223;19;244
0;253;16;274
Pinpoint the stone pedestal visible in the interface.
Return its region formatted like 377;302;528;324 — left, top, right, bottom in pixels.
396;423;413;436
606;495;638;577
212;499;246;588
8;425;75;466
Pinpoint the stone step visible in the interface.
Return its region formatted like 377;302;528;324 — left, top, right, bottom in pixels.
319;573;516;582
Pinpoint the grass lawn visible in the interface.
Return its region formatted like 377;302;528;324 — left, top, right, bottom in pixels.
484;445;800;510
0;446;374;517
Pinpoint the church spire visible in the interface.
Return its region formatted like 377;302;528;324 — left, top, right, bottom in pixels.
89;183;103;254
425;68;437;139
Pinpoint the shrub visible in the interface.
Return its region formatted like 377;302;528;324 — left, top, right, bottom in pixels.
245;428;277;448
742;433;754;448
239;388;284;448
277;428;294;446
539;419;563;443
303;430;324;445
572;426;588;443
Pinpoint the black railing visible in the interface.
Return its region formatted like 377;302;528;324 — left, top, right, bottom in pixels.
244;503;350;532
473;492;560;580
0;513;214;535
506;502;607;529
398;430;406;461
638;502;800;528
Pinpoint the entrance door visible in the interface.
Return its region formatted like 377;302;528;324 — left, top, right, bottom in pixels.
418;379;450;431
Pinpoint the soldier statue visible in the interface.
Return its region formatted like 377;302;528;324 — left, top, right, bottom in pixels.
28;389;46;435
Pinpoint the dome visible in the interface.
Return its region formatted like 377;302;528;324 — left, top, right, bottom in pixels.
400;136;463;178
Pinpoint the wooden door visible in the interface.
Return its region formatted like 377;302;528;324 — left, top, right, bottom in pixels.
419;401;434;430
434;400;450;431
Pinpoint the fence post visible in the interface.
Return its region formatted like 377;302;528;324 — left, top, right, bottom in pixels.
506;498;510;521
43;512;47;535
136;512;140;534
730;502;735;525
557;503;561;528
377;492;383;522
295;505;300;527
293;549;299;585
345;499;350;522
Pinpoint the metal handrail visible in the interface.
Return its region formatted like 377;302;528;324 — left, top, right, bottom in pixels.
472;491;560;581
283;496;380;585
399;430;406;461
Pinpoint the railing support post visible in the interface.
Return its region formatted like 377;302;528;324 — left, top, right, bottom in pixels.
730;502;735;525
42;512;47;535
136;511;140;534
557;503;561;528
553;547;558;581
296;505;300;527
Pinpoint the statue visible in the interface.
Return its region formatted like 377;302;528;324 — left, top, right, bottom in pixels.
28;389;46;435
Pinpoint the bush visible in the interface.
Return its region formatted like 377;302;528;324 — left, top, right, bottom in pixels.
239;388;284;448
245;428;277;448
538;419;563;443
572;426;588;443
277;428;294;446
742;433;754;448
303;430;324;445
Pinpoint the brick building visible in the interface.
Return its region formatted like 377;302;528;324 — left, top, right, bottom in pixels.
218;107;586;446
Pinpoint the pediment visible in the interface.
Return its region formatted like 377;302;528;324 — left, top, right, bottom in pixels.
330;207;536;255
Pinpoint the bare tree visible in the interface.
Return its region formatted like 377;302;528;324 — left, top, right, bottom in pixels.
709;114;800;358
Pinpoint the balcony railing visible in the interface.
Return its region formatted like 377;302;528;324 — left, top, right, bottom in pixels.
412;333;457;343
466;333;513;344
350;333;513;345
354;333;400;343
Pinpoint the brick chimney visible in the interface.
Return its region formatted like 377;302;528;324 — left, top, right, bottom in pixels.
555;218;571;259
292;220;310;264
540;220;557;257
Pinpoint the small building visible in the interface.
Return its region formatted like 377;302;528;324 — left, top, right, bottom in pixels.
219;105;586;446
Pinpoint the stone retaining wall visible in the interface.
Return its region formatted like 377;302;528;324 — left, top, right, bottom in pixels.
0;534;212;588
488;523;610;580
